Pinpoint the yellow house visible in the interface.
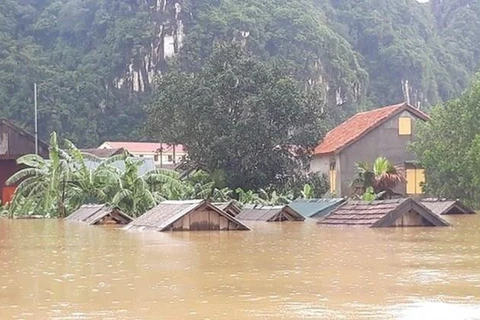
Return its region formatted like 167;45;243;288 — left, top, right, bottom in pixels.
311;102;429;197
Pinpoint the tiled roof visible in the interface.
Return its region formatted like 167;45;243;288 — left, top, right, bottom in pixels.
318;198;449;227
101;141;185;154
314;102;430;156
421;198;475;215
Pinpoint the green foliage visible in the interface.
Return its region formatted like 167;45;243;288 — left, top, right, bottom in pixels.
147;42;326;191
2;0;479;148
351;157;405;199
4;132;325;217
411;74;480;207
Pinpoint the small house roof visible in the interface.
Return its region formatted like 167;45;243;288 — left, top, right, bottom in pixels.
289;198;346;218
81;148;129;158
314;103;430;156
421;198;475;215
212;201;242;216
0;118;49;151
319;198;449;227
125;200;250;231
66;204;133;225
236;204;305;222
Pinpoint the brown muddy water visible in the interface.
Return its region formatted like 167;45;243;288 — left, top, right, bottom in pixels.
1;216;480;320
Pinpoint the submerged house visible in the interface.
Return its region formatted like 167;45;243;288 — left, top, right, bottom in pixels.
421;198;475;215
288;198;346;219
0;119;49;205
318;198;449;227
212;201;242;217
66;204;133;225
125;200;250;231
311;102;429;198
236;204;305;222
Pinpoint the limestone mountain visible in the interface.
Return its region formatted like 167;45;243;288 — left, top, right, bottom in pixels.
0;0;479;146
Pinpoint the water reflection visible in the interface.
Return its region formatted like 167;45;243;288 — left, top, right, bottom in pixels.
0;216;480;319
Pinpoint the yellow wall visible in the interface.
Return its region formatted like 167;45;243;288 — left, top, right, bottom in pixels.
329;169;336;194
406;168;425;194
398;117;412;135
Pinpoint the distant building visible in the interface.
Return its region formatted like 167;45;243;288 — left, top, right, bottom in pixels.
97;141;186;167
0;119;49;204
311;102;430;197
80;148;129;158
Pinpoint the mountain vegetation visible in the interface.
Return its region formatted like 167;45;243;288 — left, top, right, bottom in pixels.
1;0;479;148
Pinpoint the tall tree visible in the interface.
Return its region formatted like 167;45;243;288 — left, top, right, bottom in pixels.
411;74;480;206
146;43;326;190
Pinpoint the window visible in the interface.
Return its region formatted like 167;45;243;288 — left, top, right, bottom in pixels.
167;155;173;162
329;162;336;194
406;166;425;194
139;154;144;158
154;155;159;162
399;117;412;135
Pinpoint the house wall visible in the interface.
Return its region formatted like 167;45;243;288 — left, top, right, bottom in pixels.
337;111;424;197
170;207;238;231
0;160;19;204
392;210;430;227
310;154;342;196
0;122;48;204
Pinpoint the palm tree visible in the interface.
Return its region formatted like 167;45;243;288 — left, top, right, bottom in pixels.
7;132;72;217
351;157;405;199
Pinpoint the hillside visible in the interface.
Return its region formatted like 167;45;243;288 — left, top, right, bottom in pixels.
0;0;478;146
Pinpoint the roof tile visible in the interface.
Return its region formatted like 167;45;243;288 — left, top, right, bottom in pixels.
314;103;429;155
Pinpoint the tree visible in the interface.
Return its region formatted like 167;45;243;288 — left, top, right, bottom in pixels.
146;42;326;191
7;132;72;217
351;157;405;199
410;74;480;206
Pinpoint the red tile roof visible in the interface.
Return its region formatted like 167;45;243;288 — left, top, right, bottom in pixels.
100;142;185;154
314;102;429;156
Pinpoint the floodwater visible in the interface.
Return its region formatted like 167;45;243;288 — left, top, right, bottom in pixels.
1;216;480;320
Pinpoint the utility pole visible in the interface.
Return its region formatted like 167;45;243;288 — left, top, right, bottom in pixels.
34;83;38;155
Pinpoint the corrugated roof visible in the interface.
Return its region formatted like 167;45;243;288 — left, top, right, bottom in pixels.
66;204;106;223
84;158;156;176
125;200;250;231
319;198;449;227
212;201;242;217
314;103;430;156
81;148;128;158
421;198;476;215
289;198;346;218
236;205;305;222
0;118;50;150
66;204;133;225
